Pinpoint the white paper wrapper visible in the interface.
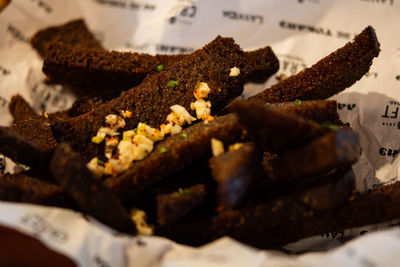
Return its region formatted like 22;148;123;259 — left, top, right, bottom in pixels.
1;0;400;266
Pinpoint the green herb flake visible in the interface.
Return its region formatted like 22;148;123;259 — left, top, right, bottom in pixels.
156;64;164;72
97;159;105;165
167;80;179;88
91;136;103;144
294;99;302;106
159;147;167;153
172;188;194;198
321;122;338;131
181;133;188;139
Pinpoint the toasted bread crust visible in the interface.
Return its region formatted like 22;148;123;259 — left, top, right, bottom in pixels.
250;26;380;103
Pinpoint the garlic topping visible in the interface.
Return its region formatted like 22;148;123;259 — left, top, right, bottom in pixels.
194;82;211;100
211;138;225;157
87;81;216;177
229;66;240;77
131;208;154;236
190;99;213;121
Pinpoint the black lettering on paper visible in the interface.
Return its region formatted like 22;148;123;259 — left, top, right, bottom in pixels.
360;0;394;6
0;156;6;174
279;55;307;76
31;83;69;110
30;0;53;13
381;105;398;119
20;213;69;243
168;3;197;25
279;21;357;39
156;44;194;54
7;24;29;43
338;103;356;111
95;0;156;11
0;66;11;75
93;255;111;267
320;231;344;239
364;72;378;78
0;96;7;108
379;147;399;157
222;11;263;24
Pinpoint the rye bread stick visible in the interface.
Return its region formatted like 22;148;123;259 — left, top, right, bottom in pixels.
8;95;38;122
157;184;207;226
43;42;182;92
266;100;341;125
0;117;57;169
42;42;278;94
31;19;103;58
300;182;400;240
264;129;360;184
158;168;355;248
259;181;400;249
249;26;380;103
0;172;72;208
244;46;279;83
104;97;349;202
230;99;327;153
50;143;136;234
104;113;245;202
56;36;251;160
209;142;260;208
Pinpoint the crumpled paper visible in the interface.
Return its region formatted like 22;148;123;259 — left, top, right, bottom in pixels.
1;0;400;266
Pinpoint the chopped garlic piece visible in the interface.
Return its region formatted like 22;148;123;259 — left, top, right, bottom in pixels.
123;130;136;141
105;137;119;159
229;67;240;77
105;114;126;129
131;208;154;236
160;123;171;134
190;99;212;120
211;138;224;156
168;105;196;125
104;162;115;175
105;151;113;160
194;82;211;100
229;143;244;151
117;140;136;163
161;123;182;135
132;134;154;160
87;157;105;177
137;123;164;141
170;123;182;135
98;127;119;137
105;137;119;147
107;158;131;174
120;110;133;118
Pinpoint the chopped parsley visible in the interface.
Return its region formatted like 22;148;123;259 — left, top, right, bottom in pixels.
294;99;302;106
156;64;164;72
321;122;338;131
172;188;194;198
181;133;188;139
159;147;167;153
167;80;179;88
97;159;105;165
91;136;103;144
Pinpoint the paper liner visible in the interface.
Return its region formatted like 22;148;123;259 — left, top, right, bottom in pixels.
1;0;400;266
